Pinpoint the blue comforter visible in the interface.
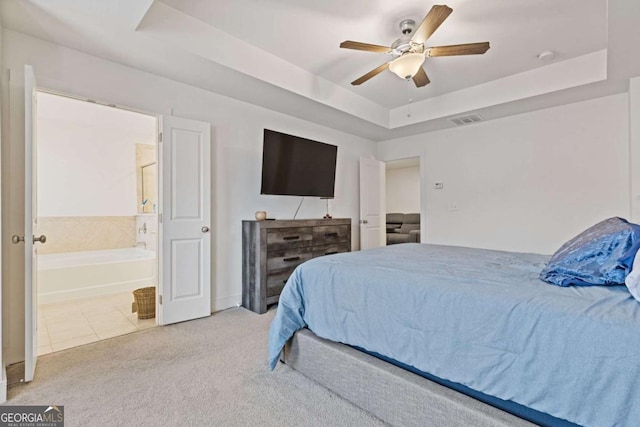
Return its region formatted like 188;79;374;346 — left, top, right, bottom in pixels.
268;244;640;427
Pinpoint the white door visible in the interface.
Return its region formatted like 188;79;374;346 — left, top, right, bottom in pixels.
359;157;385;250
24;65;44;381
158;116;211;325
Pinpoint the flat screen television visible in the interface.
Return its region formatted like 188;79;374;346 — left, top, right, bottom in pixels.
261;129;337;198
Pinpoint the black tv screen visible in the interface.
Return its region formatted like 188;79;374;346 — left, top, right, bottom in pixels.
261;129;337;198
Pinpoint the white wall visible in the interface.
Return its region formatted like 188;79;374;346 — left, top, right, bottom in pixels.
379;93;630;255
37;92;156;217
386;166;420;213
0;30;376;364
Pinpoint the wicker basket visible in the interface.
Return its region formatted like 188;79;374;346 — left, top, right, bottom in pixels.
132;287;156;319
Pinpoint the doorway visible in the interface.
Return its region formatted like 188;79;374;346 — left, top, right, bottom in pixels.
22;65;213;384
35;91;158;355
385;157;421;245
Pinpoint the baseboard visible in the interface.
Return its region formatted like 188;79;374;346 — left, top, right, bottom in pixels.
213;294;241;313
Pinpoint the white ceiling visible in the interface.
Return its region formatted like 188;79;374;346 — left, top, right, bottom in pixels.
0;0;636;141
161;0;607;108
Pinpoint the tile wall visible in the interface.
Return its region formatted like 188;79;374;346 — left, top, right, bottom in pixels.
37;216;136;254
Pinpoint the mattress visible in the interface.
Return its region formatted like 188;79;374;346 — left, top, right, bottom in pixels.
268;243;640;427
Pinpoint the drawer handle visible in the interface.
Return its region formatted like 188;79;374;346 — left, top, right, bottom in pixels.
283;256;301;262
324;232;338;237
324;251;338;255
283;236;300;241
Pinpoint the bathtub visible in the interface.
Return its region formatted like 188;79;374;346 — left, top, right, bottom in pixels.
38;248;155;304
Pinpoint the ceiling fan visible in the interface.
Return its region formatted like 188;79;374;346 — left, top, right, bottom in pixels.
340;4;490;87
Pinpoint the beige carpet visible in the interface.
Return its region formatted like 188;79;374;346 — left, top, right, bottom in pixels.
6;308;384;427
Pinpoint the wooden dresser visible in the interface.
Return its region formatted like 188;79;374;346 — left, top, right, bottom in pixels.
242;218;351;314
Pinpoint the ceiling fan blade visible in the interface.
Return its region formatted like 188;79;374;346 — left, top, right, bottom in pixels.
412;5;453;44
427;42;490;57
340;40;391;53
412;67;430;87
351;62;390;85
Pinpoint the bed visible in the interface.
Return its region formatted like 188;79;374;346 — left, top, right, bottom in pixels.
268;242;640;427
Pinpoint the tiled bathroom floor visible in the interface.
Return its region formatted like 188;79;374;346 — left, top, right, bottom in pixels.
38;291;156;355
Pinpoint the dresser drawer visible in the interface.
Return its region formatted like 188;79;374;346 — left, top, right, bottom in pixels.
313;225;349;245
312;243;350;258
266;268;296;297
266;249;312;298
266;249;312;271
267;227;313;250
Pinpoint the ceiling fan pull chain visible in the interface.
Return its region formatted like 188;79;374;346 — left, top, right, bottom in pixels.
406;78;413;118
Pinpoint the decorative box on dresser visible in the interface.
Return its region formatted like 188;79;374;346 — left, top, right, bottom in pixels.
242;218;351;314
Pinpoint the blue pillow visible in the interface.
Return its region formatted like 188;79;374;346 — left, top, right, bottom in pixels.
540;217;640;286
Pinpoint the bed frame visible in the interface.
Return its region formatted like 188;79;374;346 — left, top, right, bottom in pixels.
282;329;535;427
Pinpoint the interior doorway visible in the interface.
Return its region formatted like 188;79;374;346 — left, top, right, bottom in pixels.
35;91;159;355
385;157;422;246
21;65;212;384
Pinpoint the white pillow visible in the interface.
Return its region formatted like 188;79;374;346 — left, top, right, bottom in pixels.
624;249;640;302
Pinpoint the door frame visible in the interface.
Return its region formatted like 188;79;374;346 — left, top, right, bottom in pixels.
24;65;37;382
383;155;425;244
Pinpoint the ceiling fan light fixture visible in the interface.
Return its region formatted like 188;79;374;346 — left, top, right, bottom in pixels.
340;5;489;87
389;53;425;79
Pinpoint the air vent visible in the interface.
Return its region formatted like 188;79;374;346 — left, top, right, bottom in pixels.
449;113;484;126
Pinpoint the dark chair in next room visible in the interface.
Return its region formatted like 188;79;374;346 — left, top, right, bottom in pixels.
386;213;420;245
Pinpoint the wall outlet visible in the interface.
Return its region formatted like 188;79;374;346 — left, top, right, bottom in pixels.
447;204;459;211
434;182;444;189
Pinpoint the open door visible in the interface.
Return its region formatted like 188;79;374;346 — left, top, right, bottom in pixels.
158;116;211;325
23;65;45;381
359;157;385;250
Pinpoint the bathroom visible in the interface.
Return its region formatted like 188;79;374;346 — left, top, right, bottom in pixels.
35;91;158;355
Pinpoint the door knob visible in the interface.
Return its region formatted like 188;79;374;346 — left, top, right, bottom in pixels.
11;235;24;244
201;226;210;233
33;235;47;244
